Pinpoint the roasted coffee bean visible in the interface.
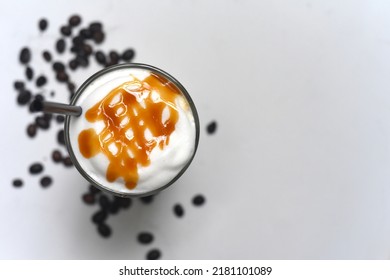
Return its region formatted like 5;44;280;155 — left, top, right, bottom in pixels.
206;121;217;134
137;232;154;244
76;55;89;67
79;28;92;39
52;150;62;163
82;193;95;205
35;116;50;129
109;51;120;64
19;47;31;64
114;197;132;209
108;203;119;215
93;31;105;44
89;22;102;32
67;82;76;93
82;44;93;56
146;249;161;260
69;15;81;27
29;163;44;174
72;36;83;46
140;195;154;204
99;195;110;210
42;50;52;62
36;75;47;87
43;113;52;121
52;61;65;72
56;115;65;124
95;51;106;65
12;179;23;188
56;39;66;54
25;66;33;80
38;19;48;32
14;81;24;90
173;204;184;218
122;49;135;61
192;194;205;206
56;71;69;82
63;156;73;167
92;210;107;224
68;59;78;70
26;123;37;138
57;129;65;145
29;98;43;112
89;185;101;194
60;25;72;37
40;176;52;188
17;90;32;105
97;223;111;238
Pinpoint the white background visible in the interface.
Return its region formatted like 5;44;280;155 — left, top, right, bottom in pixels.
0;0;390;259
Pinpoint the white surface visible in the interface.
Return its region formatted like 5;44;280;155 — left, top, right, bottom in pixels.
0;0;390;259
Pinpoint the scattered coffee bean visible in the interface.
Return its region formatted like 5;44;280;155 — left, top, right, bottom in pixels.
108;203;120;215
35;115;50;129
72;36;83;46
95;51;106;65
68;59;78;70
26;123;37;138
63;156;73;167
99;195;110;210
122;49;135;61
82;193;95;205
93;31;105;44
89;22;102;32
83;44;93;56
25;66;33;80
67;82;76;93
146;249;161;260
40;176;52;188
57;129;65;145
206;121;217;134
76;55;89;67
19;47;31;64
89;185;101;194
42;50;52;62
60;25;72;37
138;232;154;244
29;98;43;112
52;150;62;163
69;15;81;27
56;71;69;82
109;51;120;64
17;90;32;105
56;115;65;123
92;210;107;224
97;223;111;238
36;75;47;87
43;113;52;121
29;163;44;175
52;61;65;72
192;194;205;206
56;39;66;54
173;204;184;218
38;19;48;32
14;81;24;90
140;195;154;204
114;197;132;209
79;28;92;39
12;179;23;188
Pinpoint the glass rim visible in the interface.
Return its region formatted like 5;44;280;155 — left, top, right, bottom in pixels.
64;63;200;198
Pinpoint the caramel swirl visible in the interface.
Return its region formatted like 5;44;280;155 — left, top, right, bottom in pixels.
78;73;180;189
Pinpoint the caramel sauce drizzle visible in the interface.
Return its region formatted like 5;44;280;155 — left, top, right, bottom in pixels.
78;73;181;189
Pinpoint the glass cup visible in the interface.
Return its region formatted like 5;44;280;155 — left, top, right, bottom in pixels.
64;63;200;197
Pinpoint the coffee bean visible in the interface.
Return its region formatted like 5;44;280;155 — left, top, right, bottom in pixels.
69;15;81;27
52;62;65;72
89;185;101;194
93;31;105;44
82;193;95;205
146;249;161;260
19;47;31;64
140;195;154;204
60;25;72;37
122;49;135;61
26;123;37;138
38;19;48;32
29;163;44;175
68;59;78;70
36;75;47;87
109;51;120;64
35;116;50;129
114;197;132;209
56;71;69;82
63;157;73;167
79;28;92;39
43;113;52;121
29;98;43;112
72;36;84;46
99;195;110;210
42;50;52;62
52;150;62;163
92;210;107;224
97;223;111;238
56;39;66;54
192;194;205;206
82;44;93;56
40;176;52;188
12;179;23;188
89;22;102;32
17;90;32;105
25;66;33;81
108;203;120;215
14;81;24;90
206;121;217;134
56;115;65;124
67;82;76;93
137;232;154;244
95;51;106;65
57;129;65;145
173;204;184;218
76;55;89;67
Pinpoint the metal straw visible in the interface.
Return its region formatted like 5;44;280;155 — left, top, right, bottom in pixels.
42;101;82;117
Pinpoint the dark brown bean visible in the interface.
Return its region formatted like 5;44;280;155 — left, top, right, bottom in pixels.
56;71;69;82
35;116;50;129
122;49;135;61
95;51;106;65
140;195;154;204
26;123;37;138
173;204;184;218
12;179;23;188
56;39;66;54
69;15;81;27
42;51;52;62
38;19;48;32
56;115;65;123
17;90;32;105
89;185;101;194
29;98;43;112
92;31;105;44
36;75;47;87
206;121;217;134
29;163;44;174
52;61;65;72
137;232;154;244
89;22;102;32
192;194;206;206
146;249;161;260
68;59;78;70
14;81;24;90
63;156;73;167
82;193;95;205
19;47;31;64
97;223;111;238
40;176;52;188
57;129;65;145
60;25;72;37
92;210;107;224
79;28;92;39
25;66;33;80
52;150;62;163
